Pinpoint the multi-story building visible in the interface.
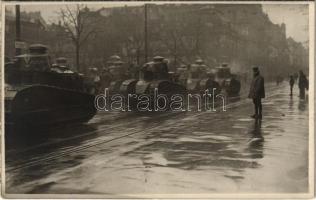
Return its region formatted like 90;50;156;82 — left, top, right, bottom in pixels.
5;9;47;58
5;5;308;78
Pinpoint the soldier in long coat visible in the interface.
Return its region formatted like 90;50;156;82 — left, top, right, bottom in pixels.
289;75;295;96
298;70;308;99
248;67;265;119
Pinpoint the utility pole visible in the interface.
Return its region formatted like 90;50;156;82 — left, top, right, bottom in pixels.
174;38;177;69
144;4;148;63
15;5;21;56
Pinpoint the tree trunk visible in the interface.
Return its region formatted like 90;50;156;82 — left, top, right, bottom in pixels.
76;42;80;72
174;40;177;69
136;48;140;65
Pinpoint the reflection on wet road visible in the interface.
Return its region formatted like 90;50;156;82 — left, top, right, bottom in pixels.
5;84;309;195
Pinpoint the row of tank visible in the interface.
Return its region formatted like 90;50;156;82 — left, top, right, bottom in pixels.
102;56;241;98
5;44;241;128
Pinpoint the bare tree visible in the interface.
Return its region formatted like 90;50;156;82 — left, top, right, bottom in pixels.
58;5;99;72
159;11;206;65
159;20;182;67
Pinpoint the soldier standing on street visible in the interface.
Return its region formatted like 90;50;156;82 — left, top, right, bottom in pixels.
298;70;308;99
100;67;112;92
248;67;265;120
87;67;100;95
289;75;295;96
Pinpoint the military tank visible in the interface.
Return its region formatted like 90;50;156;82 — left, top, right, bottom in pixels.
214;63;241;96
119;56;186;110
5;44;96;129
107;55;132;94
186;59;221;95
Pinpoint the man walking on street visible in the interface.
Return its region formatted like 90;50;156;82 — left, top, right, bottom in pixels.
298;70;308;99
289;75;295;96
248;67;265;119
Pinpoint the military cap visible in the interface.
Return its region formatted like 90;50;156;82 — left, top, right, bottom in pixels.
153;56;164;62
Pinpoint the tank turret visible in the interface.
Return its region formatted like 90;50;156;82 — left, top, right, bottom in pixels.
186;59;220;95
214;63;241;96
175;64;188;87
52;57;73;74
119;56;186;110
107;55;129;94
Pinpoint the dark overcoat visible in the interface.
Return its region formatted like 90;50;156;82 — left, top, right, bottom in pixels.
248;75;265;99
298;75;308;90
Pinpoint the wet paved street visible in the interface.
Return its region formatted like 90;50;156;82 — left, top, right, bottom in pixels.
5;83;309;195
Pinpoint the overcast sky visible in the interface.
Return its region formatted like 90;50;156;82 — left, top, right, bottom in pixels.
6;3;309;43
262;4;309;43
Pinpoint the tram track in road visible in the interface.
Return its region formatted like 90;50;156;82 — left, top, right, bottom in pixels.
6;94;232;157
6;110;182;156
6;84;284;172
5;90;242;156
6;111;185;172
5;111;131;151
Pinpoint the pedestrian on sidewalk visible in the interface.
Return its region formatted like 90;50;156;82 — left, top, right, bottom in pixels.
298;70;308;99
248;67;265;119
289;75;295;96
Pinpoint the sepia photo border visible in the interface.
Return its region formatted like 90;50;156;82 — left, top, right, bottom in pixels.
0;1;314;198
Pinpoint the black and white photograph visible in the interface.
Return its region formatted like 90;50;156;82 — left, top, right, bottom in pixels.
1;1;314;198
